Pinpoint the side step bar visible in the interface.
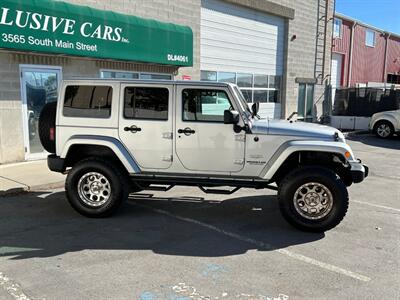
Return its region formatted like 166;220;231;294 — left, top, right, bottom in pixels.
198;186;241;195
131;175;278;195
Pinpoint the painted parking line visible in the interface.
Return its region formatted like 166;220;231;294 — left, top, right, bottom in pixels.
131;202;371;282
352;200;400;212
37;188;65;199
0;272;32;300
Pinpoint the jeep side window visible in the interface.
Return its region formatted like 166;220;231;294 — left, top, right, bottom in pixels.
124;87;169;120
182;89;232;122
63;85;112;118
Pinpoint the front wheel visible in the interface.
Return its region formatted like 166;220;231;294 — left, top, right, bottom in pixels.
65;158;129;217
374;121;394;139
278;166;349;232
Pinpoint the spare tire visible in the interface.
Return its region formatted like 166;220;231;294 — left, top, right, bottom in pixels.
39;102;57;153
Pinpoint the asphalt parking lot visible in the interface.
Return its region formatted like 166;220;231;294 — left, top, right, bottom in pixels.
0;134;399;300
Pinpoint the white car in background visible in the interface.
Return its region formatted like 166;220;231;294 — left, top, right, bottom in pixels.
370;109;400;138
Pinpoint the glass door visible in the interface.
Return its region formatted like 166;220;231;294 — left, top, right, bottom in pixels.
20;66;61;160
297;83;314;122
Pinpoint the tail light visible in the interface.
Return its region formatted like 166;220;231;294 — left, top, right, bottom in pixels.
50;127;55;141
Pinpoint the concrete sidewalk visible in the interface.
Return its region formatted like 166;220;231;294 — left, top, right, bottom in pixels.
0;160;65;196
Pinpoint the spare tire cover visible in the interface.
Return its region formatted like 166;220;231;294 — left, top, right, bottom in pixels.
39;102;57;153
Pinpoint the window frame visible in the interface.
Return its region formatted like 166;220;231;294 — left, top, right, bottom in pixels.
333;18;342;39
297;83;315;122
200;70;282;104
63;85;113;119
100;69;173;80
123;86;170;121
181;88;235;123
365;29;376;47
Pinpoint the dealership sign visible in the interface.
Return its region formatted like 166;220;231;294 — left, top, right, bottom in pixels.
0;0;193;66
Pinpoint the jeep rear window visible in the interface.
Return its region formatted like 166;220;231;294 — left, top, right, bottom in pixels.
63;85;113;118
124;87;169;120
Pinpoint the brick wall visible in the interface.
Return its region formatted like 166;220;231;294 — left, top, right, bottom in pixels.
275;0;334;119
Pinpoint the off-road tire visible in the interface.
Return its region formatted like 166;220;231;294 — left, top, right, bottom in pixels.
65;158;129;217
374;120;394;139
39;102;57;153
278;166;349;232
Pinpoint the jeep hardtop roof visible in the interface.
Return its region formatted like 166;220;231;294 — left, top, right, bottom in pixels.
62;78;235;88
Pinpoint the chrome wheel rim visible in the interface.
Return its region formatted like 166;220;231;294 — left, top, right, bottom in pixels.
293;182;333;220
377;124;391;138
78;172;111;207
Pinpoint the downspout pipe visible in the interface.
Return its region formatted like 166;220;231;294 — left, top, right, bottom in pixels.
347;21;356;87
383;32;390;84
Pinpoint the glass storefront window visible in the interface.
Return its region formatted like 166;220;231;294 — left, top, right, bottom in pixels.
21;68;61;157
237;73;253;88
218;72;236;83
117;72;139;79
297;83;314;122
269;75;281;89
101;71;139;79
253;90;268;103
201;71;217;81
200;70;281;104
268;90;279;103
254;75;268;88
101;71;171;80
240;90;253;103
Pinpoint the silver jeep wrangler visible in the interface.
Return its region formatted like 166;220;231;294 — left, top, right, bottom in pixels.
39;79;368;232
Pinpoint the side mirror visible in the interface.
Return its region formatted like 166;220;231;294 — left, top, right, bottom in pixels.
251;102;260;117
224;110;240;124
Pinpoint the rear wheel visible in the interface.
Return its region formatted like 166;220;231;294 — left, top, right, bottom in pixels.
65;158;129;217
278;166;348;232
374;120;394;139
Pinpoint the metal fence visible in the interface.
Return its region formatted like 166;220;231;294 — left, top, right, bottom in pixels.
332;87;400;117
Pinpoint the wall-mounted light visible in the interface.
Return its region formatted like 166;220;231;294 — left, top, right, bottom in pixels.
291;34;297;41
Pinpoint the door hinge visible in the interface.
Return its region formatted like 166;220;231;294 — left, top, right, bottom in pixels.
235;134;246;142
162;155;173;162
162;132;173;139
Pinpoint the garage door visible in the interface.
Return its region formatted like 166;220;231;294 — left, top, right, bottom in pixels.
331;53;343;104
200;0;285;119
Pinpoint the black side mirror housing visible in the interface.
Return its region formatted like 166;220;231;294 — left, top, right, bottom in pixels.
251;102;260;117
224;110;240;124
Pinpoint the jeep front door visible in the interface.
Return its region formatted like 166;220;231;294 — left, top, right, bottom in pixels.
175;86;245;173
119;84;173;170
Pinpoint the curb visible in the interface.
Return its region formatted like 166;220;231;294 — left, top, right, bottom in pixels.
0;181;65;198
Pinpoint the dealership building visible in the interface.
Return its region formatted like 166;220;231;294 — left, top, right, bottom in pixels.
0;0;334;164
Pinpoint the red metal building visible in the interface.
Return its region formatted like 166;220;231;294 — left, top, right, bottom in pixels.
331;13;400;89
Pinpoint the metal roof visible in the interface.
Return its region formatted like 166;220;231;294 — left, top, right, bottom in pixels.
335;12;400;39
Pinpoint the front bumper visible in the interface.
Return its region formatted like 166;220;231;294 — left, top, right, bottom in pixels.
349;160;369;183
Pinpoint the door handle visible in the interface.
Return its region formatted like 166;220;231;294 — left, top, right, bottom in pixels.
178;127;195;136
124;125;142;133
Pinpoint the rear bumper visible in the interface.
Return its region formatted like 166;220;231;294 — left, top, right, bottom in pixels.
47;155;66;173
349;160;369;183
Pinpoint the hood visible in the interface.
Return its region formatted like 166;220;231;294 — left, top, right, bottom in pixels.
373;109;400;118
252;119;344;141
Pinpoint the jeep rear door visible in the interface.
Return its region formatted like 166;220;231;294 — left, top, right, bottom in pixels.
175;85;245;173
119;83;173;170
